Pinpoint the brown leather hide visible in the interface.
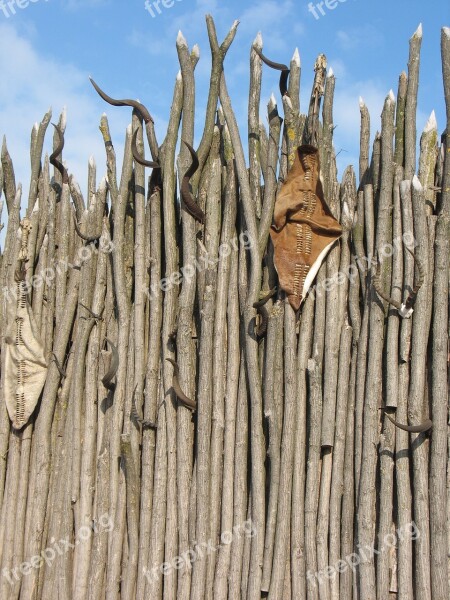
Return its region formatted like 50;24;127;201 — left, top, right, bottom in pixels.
270;145;342;310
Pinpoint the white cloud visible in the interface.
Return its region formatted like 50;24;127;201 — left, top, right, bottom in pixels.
326;58;347;79
333;79;387;139
164;0;303;58
195;0;219;10
0;23;157;209
237;0;302;52
238;0;294;33
329;76;429;180
336;25;384;51
127;29;167;57
62;0;111;10
170;0;229;40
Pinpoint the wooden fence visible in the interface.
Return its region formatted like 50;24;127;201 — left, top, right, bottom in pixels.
0;15;449;600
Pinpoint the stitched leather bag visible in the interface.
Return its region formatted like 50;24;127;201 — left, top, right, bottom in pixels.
4;281;47;430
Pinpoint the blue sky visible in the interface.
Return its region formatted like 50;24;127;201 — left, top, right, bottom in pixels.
0;0;449;207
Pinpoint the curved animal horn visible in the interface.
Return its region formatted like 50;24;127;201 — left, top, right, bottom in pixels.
166;358;196;411
381;409;432;433
89;77;154;124
72;209;102;243
253;287;277;338
102;338;119;391
372;260;402;310
253;47;290;97
180;140;205;224
131;129;160;168
49;123;69;184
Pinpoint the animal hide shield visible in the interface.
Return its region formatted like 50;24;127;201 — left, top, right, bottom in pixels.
270;144;342;310
4;280;47;429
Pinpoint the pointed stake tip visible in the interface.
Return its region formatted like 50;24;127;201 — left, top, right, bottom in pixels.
424;110;437;132
253;31;263;47
292;47;300;66
177;30;187;46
